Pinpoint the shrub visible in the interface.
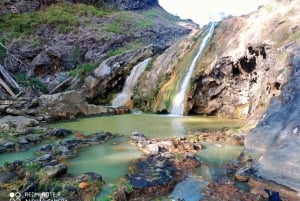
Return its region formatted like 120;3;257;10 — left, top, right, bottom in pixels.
13;72;48;92
69;63;96;77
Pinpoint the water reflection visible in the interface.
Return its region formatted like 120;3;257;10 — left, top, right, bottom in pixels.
51;114;243;138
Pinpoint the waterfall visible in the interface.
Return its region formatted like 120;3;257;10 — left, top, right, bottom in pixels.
170;23;215;115
111;58;151;107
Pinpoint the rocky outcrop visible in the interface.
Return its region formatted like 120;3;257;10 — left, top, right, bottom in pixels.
0;115;38;132
241;47;300;193
190;43;289;118
113;132;202;200
106;0;158;10
187;1;300;119
0;0;159;14
39;90;128;120
83;46;153;104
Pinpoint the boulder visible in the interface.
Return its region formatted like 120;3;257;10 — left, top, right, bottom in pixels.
44;163;67;178
47;45;77;71
0;115;39;132
32;52;52;76
45;128;73;138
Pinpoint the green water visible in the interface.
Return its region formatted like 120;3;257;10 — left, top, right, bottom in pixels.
51;113;243;137
66;137;142;200
0;145;37;166
51;114;244;200
197;143;244;181
0;114;245;200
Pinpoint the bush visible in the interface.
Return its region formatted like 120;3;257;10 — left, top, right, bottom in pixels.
69;63;96;77
13;72;48;92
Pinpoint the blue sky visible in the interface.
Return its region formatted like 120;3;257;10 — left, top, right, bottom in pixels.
159;0;269;26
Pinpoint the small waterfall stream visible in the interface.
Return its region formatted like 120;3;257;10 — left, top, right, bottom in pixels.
171;23;215;115
111;58;151;107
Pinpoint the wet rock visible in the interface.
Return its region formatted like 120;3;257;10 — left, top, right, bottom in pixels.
130;131;147;142
45;128;73;138
84;46;153;104
25;134;42;143
37;144;53;153
0;145;6;153
44;163;67;178
3;141;15;151
229;134;244;146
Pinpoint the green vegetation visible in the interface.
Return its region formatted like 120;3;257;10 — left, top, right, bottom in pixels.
13;72;48;92
0;2;108;39
142;7;180;23
119;177;134;193
0;45;6;59
69;63;96;77
107;41;144;57
103;11;154;34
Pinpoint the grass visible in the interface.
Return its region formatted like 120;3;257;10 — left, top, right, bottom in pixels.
107;41;144;57
13;72;48;92
102;11;154;34
142;7;180;23
69;63;96;77
0;2;108;39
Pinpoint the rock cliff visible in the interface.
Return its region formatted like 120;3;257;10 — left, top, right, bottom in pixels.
188;0;300;196
189;1;299;119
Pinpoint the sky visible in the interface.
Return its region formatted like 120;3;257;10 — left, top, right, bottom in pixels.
159;0;269;26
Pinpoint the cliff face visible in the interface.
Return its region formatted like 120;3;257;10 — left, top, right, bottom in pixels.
244;48;300;192
190;1;299;119
188;0;300;194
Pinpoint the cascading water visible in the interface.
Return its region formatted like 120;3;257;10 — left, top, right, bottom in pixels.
170;23;215;115
111;58;151;107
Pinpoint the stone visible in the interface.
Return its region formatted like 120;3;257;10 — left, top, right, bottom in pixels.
32;52;52;76
229;135;244;146
145;144;159;155
3;141;15;151
44;163;67;177
46;45;76;71
79;182;90;190
45;128;73;138
25;134;41;143
0;115;39;132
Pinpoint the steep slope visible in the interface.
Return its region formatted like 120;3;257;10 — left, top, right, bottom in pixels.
190;1;299;119
0;0;191;100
